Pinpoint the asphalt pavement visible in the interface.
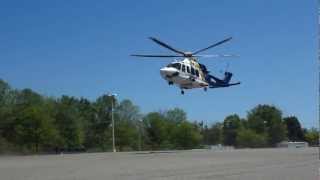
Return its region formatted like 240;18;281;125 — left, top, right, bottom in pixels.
0;148;318;180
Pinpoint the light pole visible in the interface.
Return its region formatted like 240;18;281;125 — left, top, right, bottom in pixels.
138;119;142;151
108;93;117;152
263;121;267;135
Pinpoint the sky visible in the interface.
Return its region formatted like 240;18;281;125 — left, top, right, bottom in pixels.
0;0;317;128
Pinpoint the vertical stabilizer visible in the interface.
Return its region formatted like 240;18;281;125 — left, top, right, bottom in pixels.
223;72;233;83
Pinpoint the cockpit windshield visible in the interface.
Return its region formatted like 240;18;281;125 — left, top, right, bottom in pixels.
167;63;181;70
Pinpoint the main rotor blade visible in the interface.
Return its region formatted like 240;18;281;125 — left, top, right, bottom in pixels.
149;37;186;56
192;37;233;55
194;54;238;58
131;54;184;58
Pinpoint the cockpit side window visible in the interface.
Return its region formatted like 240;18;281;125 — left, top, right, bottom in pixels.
176;63;181;70
167;63;181;70
182;65;185;72
191;67;195;75
187;66;190;73
195;69;199;77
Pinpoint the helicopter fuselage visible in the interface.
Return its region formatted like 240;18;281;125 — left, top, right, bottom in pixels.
160;58;209;90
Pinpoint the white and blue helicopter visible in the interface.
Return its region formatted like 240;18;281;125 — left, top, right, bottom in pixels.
132;37;240;94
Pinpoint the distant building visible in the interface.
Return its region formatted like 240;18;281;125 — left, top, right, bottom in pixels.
209;144;234;150
277;141;309;148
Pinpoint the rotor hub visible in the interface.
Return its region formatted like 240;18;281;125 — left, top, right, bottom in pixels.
184;52;193;57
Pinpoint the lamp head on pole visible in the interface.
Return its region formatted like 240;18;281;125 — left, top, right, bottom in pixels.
107;93;118;97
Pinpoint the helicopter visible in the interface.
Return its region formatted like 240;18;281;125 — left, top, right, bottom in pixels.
131;37;240;94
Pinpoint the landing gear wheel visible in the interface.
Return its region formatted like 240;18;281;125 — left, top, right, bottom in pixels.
181;90;185;95
168;81;173;85
204;87;207;92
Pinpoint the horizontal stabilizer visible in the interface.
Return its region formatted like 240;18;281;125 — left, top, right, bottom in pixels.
209;81;240;88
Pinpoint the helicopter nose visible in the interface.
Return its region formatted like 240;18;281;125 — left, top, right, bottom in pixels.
160;67;178;78
160;68;169;77
160;67;177;78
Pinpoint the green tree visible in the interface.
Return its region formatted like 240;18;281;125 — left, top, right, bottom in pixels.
1;78;313;153
165;108;187;124
236;129;267;148
202;124;209;145
117;99;141;122
207;122;223;145
0;80;15;145
76;98;97;149
143;112;169;149
247;105;286;146
92;94;116;150
304;128;319;146
163;108;189;147
222;114;242;146
115;120;139;151
0;79;11;106
1;88;59;153
14;106;58;152
172;121;202;149
115;99;141;151
54;96;84;151
283;116;304;141
15;89;43;107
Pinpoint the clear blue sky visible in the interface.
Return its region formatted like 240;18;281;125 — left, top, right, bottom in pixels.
0;0;317;128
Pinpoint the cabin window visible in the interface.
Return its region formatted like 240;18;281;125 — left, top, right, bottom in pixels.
182;65;185;72
195;70;199;77
187;66;190;73
167;63;181;70
191;67;195;75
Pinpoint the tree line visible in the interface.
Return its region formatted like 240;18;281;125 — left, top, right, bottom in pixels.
0;79;318;154
203;106;318;148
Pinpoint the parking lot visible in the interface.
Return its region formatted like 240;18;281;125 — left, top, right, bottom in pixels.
0;148;318;180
